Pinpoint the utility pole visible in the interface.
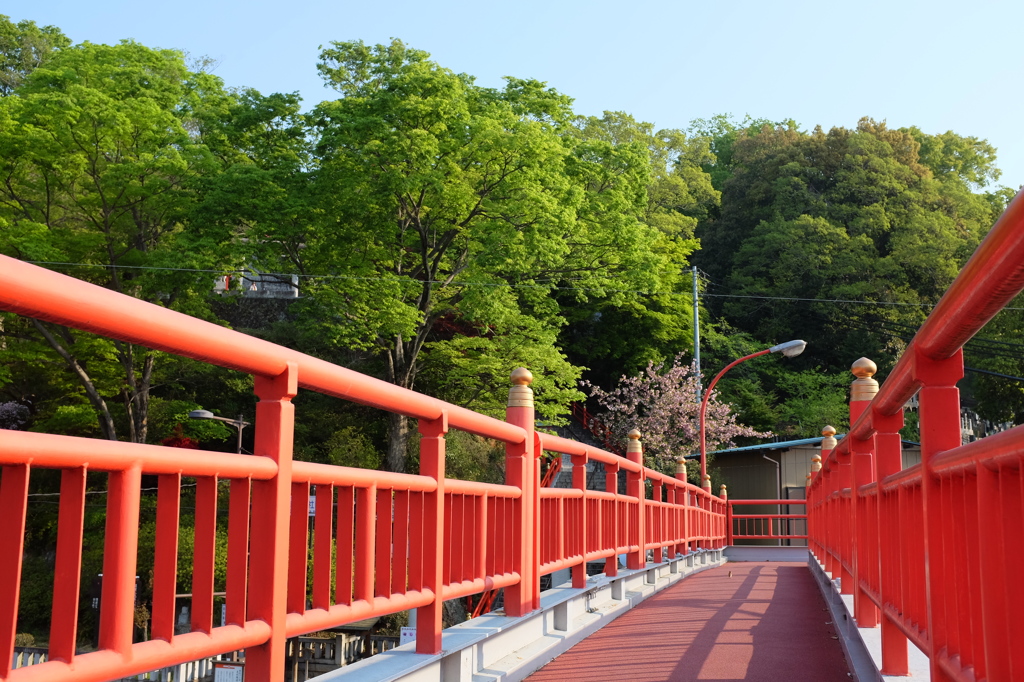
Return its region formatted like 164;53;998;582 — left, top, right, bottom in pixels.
692;265;701;401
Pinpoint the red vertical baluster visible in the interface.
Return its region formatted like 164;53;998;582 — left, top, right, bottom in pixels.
874;411;908;675
313;484;334;610
335;487;354;606
0;464;30;676
49;466;87;662
982;462;1019;679
355;484;377;604
1003;468;1024;677
443;492;453;586
227;477;250;626
605;462;619;577
486;495;497;577
476;493;487;582
152;473;181;641
392;490;410;596
963;469;984;679
572;454;587;588
375;488;392;597
100;465;142;655
192;476;218;633
288;481;309;615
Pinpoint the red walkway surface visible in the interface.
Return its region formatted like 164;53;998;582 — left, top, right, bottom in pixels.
528;562;850;682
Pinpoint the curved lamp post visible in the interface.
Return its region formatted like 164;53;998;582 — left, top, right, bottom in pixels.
696;340;807;492
188;410;250;454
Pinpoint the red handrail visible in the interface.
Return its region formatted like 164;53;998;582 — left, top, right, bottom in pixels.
0;255;727;682
808;189;1024;681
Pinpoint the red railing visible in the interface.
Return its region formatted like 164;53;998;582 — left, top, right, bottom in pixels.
0;256;726;682
727;499;807;542
808;189;1024;681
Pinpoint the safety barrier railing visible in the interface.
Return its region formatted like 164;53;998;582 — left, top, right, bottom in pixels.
535;431;726;591
807;189;1024;682
0;256;726;682
727;499;807;543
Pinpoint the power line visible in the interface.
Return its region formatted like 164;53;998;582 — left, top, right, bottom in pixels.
703;292;939;309
28;256;1019;309
29;259;1022;310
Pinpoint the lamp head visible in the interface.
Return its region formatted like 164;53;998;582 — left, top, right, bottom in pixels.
769;340;807;358
188;410;215;420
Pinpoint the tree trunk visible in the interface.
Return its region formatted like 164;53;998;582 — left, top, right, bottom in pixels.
383;332;425;472
385;411;410;473
31;319;119;440
115;342;154;444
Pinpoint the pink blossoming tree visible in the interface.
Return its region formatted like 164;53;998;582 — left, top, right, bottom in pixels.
581;354;771;478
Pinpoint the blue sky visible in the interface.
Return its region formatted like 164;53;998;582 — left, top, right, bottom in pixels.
9;0;1024;190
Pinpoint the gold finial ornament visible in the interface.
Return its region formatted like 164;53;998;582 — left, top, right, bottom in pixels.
675;457;687;476
850;357;879;402
811;454;822;472
701;474;712;491
806;471;813;487
821;425;837;451
719;483;728;500
507;367;534;408
626;429;642;455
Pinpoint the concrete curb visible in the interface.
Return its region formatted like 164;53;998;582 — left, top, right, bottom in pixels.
318;550;728;682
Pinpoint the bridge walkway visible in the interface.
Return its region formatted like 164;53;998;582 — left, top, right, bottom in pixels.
528;562;850;682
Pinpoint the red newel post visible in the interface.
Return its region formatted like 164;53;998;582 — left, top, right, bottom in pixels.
247;362;298;682
915;347;964;682
505;368;537;616
416;412;448;654
625;430;645;570
722;485;732;547
674;458;689;556
850;358;880;628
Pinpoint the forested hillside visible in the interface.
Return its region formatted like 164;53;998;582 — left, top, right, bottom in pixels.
2;14;1021;643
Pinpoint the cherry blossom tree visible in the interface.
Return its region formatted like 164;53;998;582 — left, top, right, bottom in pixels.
581;354;770;477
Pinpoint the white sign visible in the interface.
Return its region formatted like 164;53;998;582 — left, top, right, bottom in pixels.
400;627;416;646
309;492;316;517
213;662;244;682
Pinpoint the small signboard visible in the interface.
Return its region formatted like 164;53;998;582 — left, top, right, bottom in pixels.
400;626;416;646
309;492;316;517
213;661;244;682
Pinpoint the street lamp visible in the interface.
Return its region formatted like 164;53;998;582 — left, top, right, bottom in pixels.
695;340;806;492
188;410;250;454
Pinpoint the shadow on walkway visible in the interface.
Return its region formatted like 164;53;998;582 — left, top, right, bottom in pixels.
527;562;849;682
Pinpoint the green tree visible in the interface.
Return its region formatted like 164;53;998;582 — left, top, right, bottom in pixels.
0;40;232;441
0;15;70;96
694;117;1010;374
243;40;674;471
558;112;718;385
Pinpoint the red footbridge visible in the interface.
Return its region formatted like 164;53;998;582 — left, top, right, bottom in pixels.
2;190;1023;681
